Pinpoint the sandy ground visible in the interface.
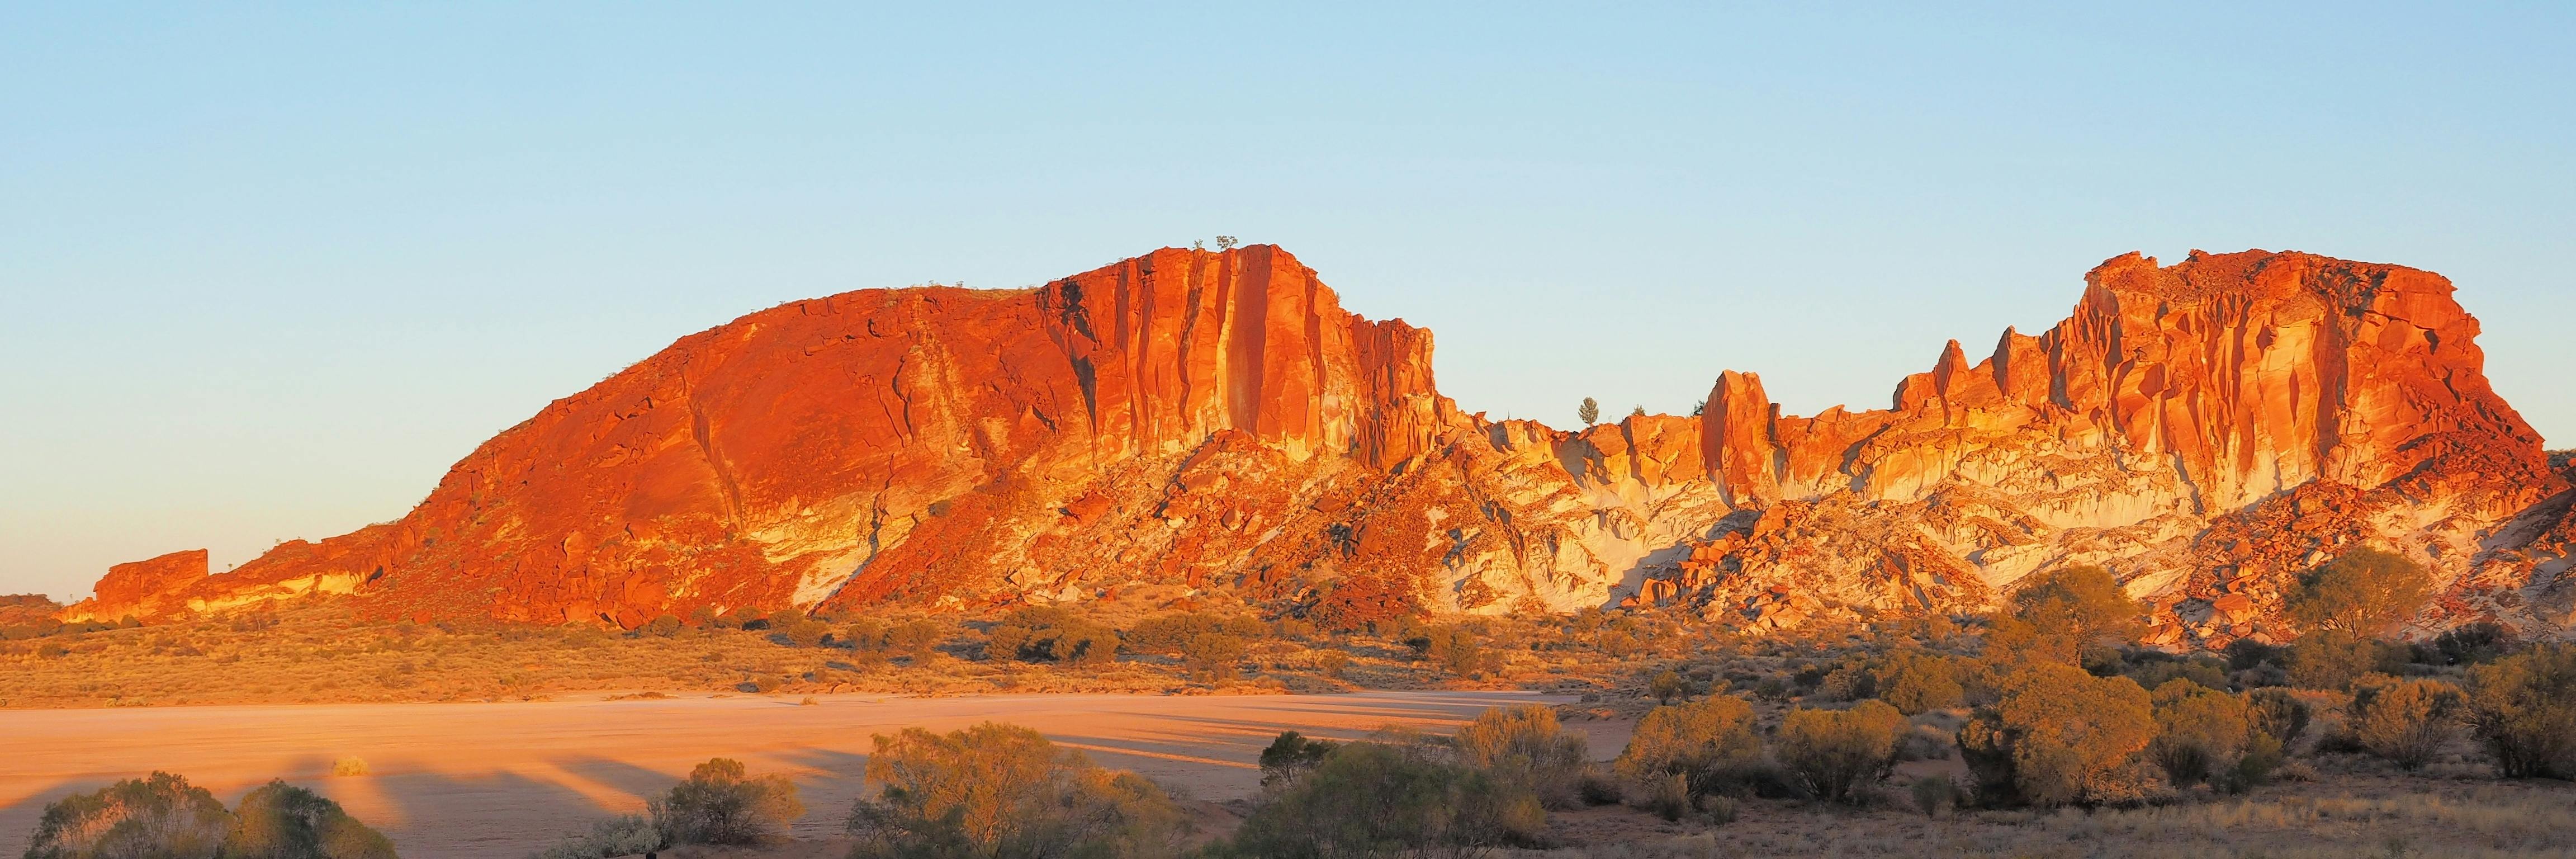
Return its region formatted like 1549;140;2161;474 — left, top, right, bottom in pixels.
0;690;1589;858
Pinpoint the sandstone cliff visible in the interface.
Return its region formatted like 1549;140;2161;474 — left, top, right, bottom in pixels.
68;247;2576;644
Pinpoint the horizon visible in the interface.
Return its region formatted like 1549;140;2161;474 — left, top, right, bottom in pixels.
6;3;2572;601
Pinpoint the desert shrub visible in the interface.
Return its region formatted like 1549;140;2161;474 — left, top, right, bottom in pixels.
1909;776;1964;816
1315;650;1349;679
2284;629;2386;691
1774;700;1906;803
1412;625;1490;676
2465;643;2576;780
1456;705;1589;810
2224;638;2282;672
1258;731;1342;787
1816;660;1877;702
841;618;887;650
2223;731;2287;793
2430;621;2512;666
1873;649;1966;714
2146;679;2252;787
983;606;1119;666
649;758;803;846
1121;611;1267;654
2123;653;2231;692
642;615;683;638
531;814;660;859
2246;687;2313;746
883;619;945;660
2285;547;2429;634
1215;739;1544;857
1957;661;2154;807
224;780;397;859
1576;765;1623;806
848;723;1185;858
1275;618;1318;640
25;771;233;859
1181;632;1249;681
1649;669;1687;704
1613;695;1763;799
776;615;831;648
2345;674;2463;770
1641;772;1691;822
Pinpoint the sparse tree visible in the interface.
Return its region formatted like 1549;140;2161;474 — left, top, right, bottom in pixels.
2286;547;2431;634
1578;397;1600;426
1629;405;1646;418
1215;235;1239;250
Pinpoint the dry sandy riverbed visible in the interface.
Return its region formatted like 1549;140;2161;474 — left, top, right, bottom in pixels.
0;690;1589;858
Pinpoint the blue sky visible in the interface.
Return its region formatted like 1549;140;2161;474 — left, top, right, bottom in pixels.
4;3;2570;601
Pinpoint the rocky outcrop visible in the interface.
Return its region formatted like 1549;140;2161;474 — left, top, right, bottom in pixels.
69;247;2576;644
1642;250;2571;644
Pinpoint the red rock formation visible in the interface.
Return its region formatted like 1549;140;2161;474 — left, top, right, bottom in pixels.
1653;250;2571;643
62;549;205;622
67;246;2576;644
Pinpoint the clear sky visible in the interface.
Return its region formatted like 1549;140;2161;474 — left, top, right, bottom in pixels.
4;3;2570;602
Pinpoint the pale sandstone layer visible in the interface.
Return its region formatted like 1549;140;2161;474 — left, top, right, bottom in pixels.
67;247;2576;646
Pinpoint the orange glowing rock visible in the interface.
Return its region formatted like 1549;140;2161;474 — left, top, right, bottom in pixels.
67;247;2576;644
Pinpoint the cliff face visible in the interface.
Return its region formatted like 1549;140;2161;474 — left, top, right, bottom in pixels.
68;247;2576;643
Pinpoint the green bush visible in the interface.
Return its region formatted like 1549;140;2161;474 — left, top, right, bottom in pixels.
983;607;1117;666
1958;662;2154;807
225;780;397;859
1181;633;1249;681
777;615;831;648
1909;776;1964;816
2465;643;2576;780
1648;669;1687;704
2146;679;2252;787
2284;629;2389;691
842;618;887;650
1774;700;1906;804
1986;566;2144;665
1215;739;1543;857
1412;625;1489;676
650;758;804;846
1121;612;1267;654
2246;687;2313;747
849;723;1185;858
2346;674;2463;770
2430;621;2511;666
530;814;660;859
1258;731;1341;787
25;772;233;859
2285;548;2430;634
1455;705;1588;810
2123;654;2230;692
883;619;945;660
1613;695;1763;799
1873;649;1966;714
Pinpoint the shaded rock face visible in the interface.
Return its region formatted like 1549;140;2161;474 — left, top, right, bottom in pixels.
68;247;2576;644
